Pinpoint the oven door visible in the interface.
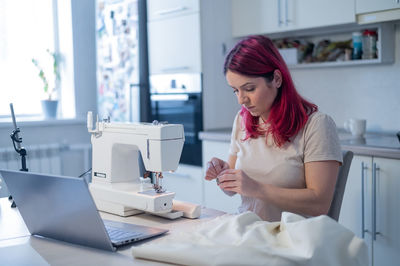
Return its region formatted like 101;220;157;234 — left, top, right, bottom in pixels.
150;93;202;166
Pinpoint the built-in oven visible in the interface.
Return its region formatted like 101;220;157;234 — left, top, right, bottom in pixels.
149;73;202;166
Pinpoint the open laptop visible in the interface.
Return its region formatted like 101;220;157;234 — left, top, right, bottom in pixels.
0;169;168;251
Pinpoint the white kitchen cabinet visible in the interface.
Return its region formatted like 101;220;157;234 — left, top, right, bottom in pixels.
162;164;203;205
356;0;400;14
371;157;400;266
147;13;201;74
232;0;280;37
294;0;355;31
339;155;400;266
232;0;355;37
147;0;199;21
356;0;400;24
202;140;241;213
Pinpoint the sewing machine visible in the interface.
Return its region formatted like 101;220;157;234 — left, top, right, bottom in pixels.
87;112;185;217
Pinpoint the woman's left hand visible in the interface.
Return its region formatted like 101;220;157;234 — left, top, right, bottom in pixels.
217;169;261;197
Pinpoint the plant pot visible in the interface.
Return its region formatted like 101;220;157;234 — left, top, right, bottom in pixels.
41;100;58;119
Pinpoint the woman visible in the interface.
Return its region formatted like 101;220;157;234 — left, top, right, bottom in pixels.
205;35;343;221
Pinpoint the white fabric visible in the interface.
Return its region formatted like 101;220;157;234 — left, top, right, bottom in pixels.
228;111;343;221
132;212;367;266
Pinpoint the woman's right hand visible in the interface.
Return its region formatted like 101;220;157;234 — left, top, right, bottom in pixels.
205;157;230;181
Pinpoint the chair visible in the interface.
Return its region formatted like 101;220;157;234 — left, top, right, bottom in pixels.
327;150;354;221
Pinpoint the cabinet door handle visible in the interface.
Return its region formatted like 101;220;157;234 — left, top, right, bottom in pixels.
285;0;289;26
361;162;368;238
146;139;150;159
161;66;190;72
155;6;188;16
372;163;381;241
150;94;189;102
277;0;283;26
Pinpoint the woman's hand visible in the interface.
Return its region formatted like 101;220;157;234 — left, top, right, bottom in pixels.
205;157;230;181
217;169;261;198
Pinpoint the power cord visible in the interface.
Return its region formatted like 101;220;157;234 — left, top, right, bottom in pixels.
79;168;92;178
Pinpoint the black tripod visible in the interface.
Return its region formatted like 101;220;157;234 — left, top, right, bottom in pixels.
8;103;28;208
10;129;28;172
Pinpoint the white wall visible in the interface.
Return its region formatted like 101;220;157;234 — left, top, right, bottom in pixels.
0;121;89;148
205;0;400;134
291;23;400;134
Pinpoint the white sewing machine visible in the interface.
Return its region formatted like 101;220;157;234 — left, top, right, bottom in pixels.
87;112;186;218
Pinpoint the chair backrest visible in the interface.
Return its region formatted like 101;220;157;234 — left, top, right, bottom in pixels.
327;150;354;221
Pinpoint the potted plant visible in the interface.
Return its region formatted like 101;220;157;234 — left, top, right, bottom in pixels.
32;49;60;119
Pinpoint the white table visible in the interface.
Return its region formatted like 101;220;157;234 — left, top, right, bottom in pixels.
0;197;224;265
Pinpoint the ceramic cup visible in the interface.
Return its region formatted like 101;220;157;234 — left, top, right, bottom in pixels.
344;118;367;137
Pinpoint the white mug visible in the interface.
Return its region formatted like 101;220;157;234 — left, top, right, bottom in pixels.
344;118;367;137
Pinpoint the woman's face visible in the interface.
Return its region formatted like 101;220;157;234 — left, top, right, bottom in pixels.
226;70;282;121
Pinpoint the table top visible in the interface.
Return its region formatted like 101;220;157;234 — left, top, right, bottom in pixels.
0;197;224;265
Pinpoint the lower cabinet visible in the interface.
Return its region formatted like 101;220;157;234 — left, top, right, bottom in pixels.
162;164;203;205
339;155;400;266
202;140;241;213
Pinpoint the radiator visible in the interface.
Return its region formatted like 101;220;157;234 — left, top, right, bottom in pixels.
0;143;91;197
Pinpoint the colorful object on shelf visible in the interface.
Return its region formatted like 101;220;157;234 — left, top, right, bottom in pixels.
352;31;363;60
273;28;379;65
362;29;378;59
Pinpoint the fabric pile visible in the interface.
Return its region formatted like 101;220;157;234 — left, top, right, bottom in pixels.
132;211;367;266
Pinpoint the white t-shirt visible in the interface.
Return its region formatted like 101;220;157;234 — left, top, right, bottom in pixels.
229;111;343;221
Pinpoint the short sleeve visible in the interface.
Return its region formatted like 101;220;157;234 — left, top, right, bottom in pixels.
228;111;241;156
303;113;343;164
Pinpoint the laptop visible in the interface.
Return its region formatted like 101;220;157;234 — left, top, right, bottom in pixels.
0;169;168;251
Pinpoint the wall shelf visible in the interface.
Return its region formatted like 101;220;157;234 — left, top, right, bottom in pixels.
288;58;384;69
276;22;395;69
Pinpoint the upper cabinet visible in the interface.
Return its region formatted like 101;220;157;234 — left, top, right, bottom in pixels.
147;0;199;21
147;14;201;74
232;0;280;37
147;0;201;74
356;0;400;24
232;0;356;37
356;0;400;14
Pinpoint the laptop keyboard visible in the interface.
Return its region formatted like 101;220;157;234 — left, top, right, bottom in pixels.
105;225;143;242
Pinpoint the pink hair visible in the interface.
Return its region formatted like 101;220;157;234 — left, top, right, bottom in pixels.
224;35;317;147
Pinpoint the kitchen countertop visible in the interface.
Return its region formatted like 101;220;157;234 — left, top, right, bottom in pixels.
199;129;400;160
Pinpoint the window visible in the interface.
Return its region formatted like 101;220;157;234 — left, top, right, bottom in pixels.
0;0;60;119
